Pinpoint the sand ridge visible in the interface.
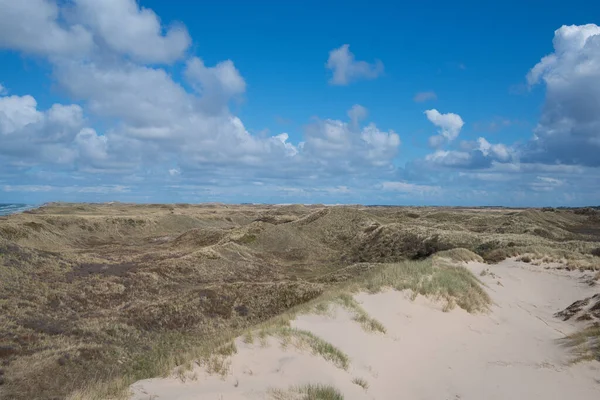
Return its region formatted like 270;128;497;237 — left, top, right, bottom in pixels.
130;259;600;399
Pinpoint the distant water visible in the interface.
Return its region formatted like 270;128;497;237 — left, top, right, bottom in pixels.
0;204;37;216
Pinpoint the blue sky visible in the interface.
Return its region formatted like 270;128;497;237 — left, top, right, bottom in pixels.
0;0;599;206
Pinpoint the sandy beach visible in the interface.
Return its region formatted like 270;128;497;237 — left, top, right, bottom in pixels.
130;259;600;399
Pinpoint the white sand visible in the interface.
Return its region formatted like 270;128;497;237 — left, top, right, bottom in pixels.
130;259;600;399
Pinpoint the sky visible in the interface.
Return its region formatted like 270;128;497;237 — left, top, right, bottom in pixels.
0;0;599;206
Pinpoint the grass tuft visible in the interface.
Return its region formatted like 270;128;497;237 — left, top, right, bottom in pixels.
351;377;369;390
561;325;600;363
270;383;344;400
335;294;386;333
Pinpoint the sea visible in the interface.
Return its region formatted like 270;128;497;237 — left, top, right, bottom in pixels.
0;203;37;216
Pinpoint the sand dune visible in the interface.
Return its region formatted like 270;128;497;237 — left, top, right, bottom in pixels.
130;259;600;399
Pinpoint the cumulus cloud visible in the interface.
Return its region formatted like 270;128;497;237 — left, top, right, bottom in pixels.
523;24;600;166
0;0;93;57
424;109;464;148
476;138;510;161
326;45;384;85
347;104;368;126
423;137;513;169
0;94;45;134
72;0;190;63
303;105;400;170
184;57;246;114
0;0;189;63
413;91;437;103
0;93;86;165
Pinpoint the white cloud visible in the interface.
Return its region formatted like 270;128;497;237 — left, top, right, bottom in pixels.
72;0;190;64
422;136;513;170
326;45;384;85
0;84;6;95
0;94;44;134
271;133;299;156
0;0;93;57
425;150;471;167
0;93;90;166
0;0;188;63
303;106;400;170
425;109;464;148
381;181;441;194
537;176;564;185
169;168;181;176
184;57;246;114
523;24;600;166
476;137;510;161
413;91;437;102
347;104;368;126
531;176;565;191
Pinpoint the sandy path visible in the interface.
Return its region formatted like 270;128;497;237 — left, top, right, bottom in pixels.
130;259;600;399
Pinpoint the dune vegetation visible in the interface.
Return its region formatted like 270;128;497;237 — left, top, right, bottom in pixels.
0;203;599;399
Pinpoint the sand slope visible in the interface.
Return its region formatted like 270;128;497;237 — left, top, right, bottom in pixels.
130;259;600;399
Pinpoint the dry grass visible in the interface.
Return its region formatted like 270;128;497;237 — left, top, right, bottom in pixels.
358;259;490;313
562;325;600;363
335;294;386;333
0;203;598;399
351;377;369;390
258;325;350;370
270;383;344;400
434;248;483;263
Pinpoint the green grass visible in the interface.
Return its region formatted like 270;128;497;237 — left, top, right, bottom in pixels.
270;383;345;400
335;293;386;333
297;383;345;400
359;259;490;313
265;326;350;370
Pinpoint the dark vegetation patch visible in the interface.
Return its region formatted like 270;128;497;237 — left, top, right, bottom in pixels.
67;262;138;280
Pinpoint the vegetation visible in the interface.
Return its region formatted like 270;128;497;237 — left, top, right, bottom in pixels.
562;325;600;363
335;294;386;333
270;383;345;400
358;259;490;313
0;203;599;399
351;377;369;390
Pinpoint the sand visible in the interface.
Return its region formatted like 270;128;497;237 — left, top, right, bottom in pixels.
130;259;600;399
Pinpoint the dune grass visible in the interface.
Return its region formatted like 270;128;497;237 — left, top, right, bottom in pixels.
434;248;483;263
351;377;369;390
358;259;490;313
480;245;599;269
259;325;350;370
335;293;386;333
270;383;345;400
562;325;600;363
